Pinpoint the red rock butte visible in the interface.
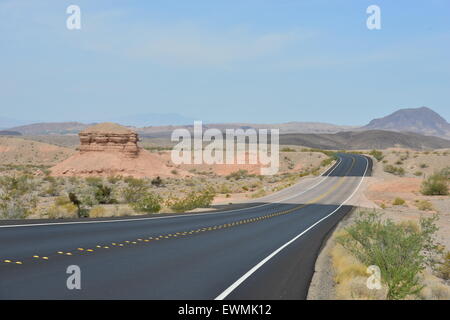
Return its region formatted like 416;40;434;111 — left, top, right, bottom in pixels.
50;122;186;178
78;122;140;158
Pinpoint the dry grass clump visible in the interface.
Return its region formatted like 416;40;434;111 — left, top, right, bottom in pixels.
417;273;450;300
392;197;405;206
415;200;435;211
46;203;78;219
331;236;388;300
89;206;106;218
335;276;388;300
45;195;78;219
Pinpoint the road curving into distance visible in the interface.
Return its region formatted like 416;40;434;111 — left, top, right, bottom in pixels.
0;153;371;299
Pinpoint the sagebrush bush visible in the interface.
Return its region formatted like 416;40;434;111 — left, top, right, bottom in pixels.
415;200;434;211
0;175;37;219
421;172;448;196
369;150;384;161
336;211;439;300
383;165;405;176
226;170;253;181
93;184;116;204
123;178;149;203
392;197;405;206
169;189;215;212
131;193;162;213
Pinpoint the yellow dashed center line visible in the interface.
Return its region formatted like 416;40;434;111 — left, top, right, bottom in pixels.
2;167;354;268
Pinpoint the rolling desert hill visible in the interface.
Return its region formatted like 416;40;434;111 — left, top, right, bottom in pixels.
361;107;450;139
0;136;75;165
7;122;91;135
279;130;450;150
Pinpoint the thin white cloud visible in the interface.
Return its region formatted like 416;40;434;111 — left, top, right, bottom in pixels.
124;27;306;66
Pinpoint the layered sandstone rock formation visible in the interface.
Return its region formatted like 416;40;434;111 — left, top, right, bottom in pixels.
78;123;140;157
51;123;188;178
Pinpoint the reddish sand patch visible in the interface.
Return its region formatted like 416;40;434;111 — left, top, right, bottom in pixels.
51;149;190;178
368;177;421;194
158;151;265;176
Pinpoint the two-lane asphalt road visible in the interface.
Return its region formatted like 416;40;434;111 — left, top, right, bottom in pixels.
0;153;371;299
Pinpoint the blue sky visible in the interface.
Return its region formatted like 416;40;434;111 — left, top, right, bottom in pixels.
0;0;449;125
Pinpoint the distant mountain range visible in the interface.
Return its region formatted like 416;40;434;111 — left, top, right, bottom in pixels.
106;113;196;127
280;130;450;150
5;121;355;136
3;107;450;147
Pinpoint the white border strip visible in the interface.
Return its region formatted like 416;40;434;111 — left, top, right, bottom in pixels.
214;156;368;300
0;158;342;229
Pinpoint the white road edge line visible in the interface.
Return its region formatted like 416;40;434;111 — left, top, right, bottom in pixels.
0;158;343;229
214;156;368;300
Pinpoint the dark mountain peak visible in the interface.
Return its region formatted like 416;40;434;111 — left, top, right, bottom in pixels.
362;107;450;139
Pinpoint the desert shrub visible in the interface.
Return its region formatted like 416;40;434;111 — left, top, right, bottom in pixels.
281;147;296;152
93;184;116;204
251;188;266;198
218;184;232;194
420;163;429;169
320;157;334;167
392;197;405;206
420;172;448;196
171;169;178;175
67;192;88;218
43;175;56;183
440;167;450;179
0;175;37;219
383;165;405;176
42;182;59;197
85;177;103;186
107;176;121;184
131;193;162;213
151;176;163;186
226;170;253;180
415;200;434;211
169;189;215;213
123;179;149;203
55;195;72;206
369;150;384;161
89;206;106;218
336;211;439;300
414;171;423;176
